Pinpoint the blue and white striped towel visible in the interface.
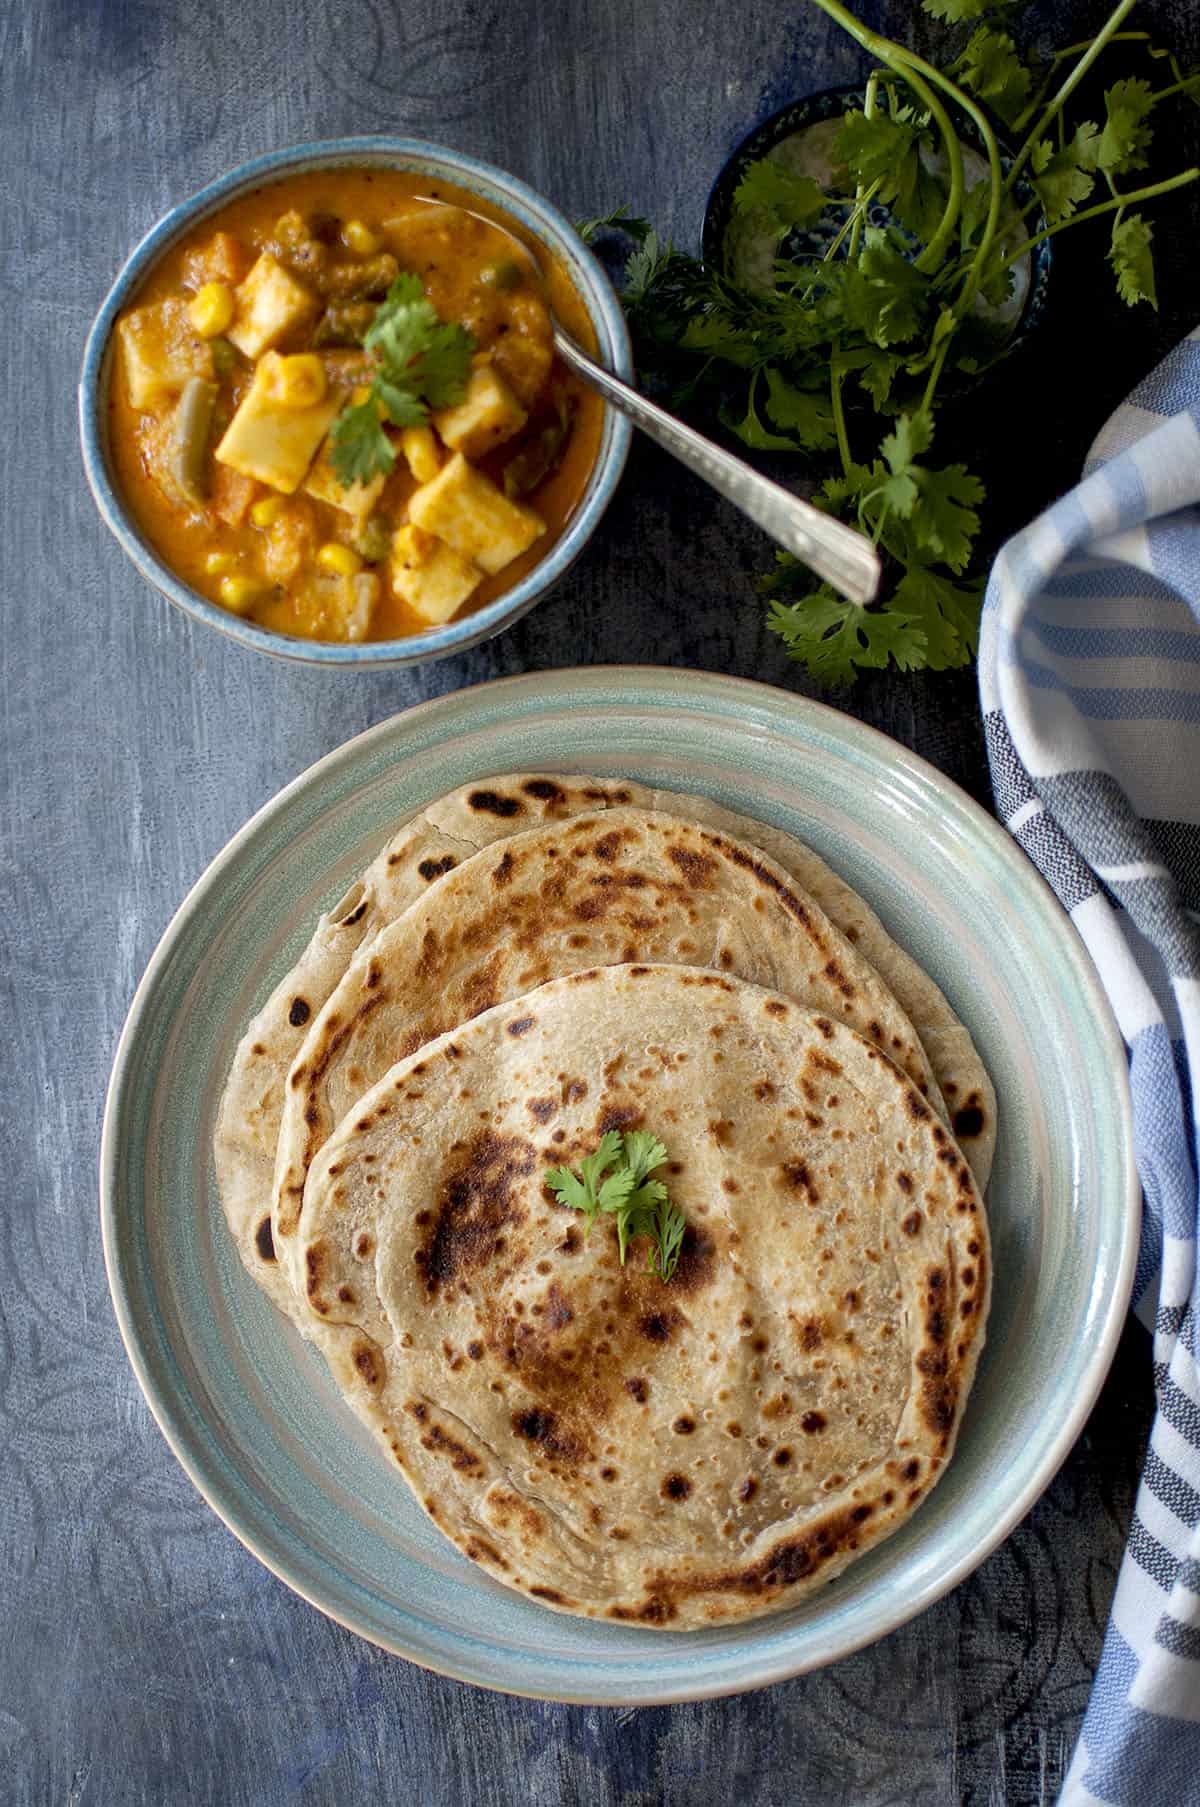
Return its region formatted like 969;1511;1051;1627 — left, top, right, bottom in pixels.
978;328;1200;1806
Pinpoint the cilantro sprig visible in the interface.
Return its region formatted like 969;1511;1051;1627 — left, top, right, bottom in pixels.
329;274;475;486
580;0;1198;684
544;1129;686;1282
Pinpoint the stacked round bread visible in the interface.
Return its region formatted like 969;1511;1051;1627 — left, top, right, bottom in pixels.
216;774;993;1627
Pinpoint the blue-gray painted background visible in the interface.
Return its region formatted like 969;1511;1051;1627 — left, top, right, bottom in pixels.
3;1;1198;1801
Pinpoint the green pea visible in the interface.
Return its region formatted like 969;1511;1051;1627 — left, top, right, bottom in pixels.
353;511;393;565
479;259;523;292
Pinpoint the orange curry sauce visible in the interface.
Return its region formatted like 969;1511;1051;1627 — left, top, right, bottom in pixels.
109;170;605;643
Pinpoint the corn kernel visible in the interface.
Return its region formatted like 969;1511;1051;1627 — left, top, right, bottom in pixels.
401;424;441;483
219;574;266;612
250;495;287;528
204;550;237;576
259;352;327;409
188;282;235;339
317;542;363;577
344;219;383;256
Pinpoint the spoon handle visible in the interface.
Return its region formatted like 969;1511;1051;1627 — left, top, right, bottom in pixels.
552;326;880;606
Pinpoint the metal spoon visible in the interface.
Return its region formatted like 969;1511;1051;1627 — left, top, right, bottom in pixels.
551;323;880;605
468;210;882;605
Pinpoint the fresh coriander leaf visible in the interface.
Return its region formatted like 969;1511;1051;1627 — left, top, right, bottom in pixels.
1109;213;1157;308
1030;123;1100;224
956;28;1032;128
874;412;934;519
380;272;425;310
580;1129;625;1188
620;1130;669;1186
847;229;929;347
892;565;984;667
722;382;800;451
835;108;922;193
893;146;950;248
839;346;903;409
761;369;837;450
648;1195;687;1281
329;397;395;486
766;580;929;684
959;178;993;249
836;105;950;246
576;206;653;245
679;311;761;367
911;463;985;572
596;1164;640;1216
331;277;474;482
365;282;474;406
374;377;430;428
819;462;876;517
544;1166;591;1214
922;0;993;19
882;410;935;472
877;466;919;519
974;241;1016;310
545;1130;683;1279
733;160;827;231
545;1130;628;1232
624;229;673;303
1099;78;1156;175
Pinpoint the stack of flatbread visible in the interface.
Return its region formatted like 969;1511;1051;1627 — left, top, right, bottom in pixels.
216;774;993;1628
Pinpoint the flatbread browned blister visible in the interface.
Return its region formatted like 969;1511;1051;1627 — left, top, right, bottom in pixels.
214;774;995;1315
296;965;991;1628
213;776;643;1315
270;808;946;1300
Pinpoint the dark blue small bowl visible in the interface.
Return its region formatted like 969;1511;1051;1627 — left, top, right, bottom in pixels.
703;85;1052;355
80;139;632;669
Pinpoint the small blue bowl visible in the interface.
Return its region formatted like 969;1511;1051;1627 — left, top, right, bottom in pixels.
703;87;1053;361
79;139;633;669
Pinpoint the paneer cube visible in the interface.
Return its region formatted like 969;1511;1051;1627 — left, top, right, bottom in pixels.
117;300;214;409
400;425;441;483
433;364;528;459
343;571;381;642
303;433;388;518
214;352;340;493
407;453;544;576
227;253;318;359
390;524;481;625
183;230;250;289
210;464;260;528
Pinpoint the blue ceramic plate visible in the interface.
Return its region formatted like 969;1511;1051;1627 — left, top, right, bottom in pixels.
101;669;1137;1701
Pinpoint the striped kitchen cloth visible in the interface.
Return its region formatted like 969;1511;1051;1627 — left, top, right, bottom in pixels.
978;327;1200;1806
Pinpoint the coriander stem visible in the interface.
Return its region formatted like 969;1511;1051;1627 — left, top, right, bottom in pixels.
1049;30;1148;66
1004;0;1142;196
883;44;1002;307
999;165;1199;267
922;335;951;416
1010;31;1152;137
806;1;968;272
830;354;852;477
848;71;880;263
823;175;883;263
889;61;965;274
1148;76;1200;105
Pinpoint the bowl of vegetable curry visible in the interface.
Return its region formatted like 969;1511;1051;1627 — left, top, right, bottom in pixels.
81;140;631;665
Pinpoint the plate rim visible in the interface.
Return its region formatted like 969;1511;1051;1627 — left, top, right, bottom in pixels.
99;664;1140;1702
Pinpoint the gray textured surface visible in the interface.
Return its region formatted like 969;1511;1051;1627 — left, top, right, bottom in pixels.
3;0;1199;1802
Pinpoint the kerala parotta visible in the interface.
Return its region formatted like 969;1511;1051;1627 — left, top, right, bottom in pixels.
296;963;990;1627
271;809;945;1297
215;774;995;1313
